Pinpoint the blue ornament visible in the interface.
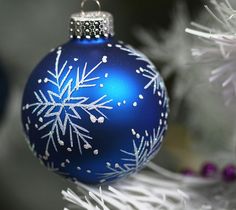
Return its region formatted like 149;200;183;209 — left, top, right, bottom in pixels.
21;8;169;184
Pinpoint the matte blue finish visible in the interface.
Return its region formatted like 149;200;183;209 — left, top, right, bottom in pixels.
22;37;169;184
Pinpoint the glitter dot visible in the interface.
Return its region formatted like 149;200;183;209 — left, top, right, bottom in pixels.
102;56;108;63
97;117;105;124
115;163;119;168
133;102;138;107
93;150;99;155
59;140;64;146
139;94;144;100
90;115;97;123
84;144;91;150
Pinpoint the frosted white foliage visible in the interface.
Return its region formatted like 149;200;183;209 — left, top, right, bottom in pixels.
186;0;236;105
98;127;166;183
63;163;235;210
24;49;113;157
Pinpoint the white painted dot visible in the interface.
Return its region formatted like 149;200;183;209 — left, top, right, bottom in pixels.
133;102;138;107
67;148;72;152
136;133;141;139
159;119;163;125
115;44;122;48
115;163;120;168
106;162;111;167
158;91;161;96
107;44;112;47
66;159;70;163
26;104;29;109
61;162;65;167
59;140;64;146
140;68;145;73
87;170;91;173
97;117;105;124
123;100;126;104
165;112;168;119
35;124;38;129
84;144;92;150
93;150;99;155
77;166;81;170
58;46;62;50
105;73;109;78
161;113;164;117
159;100;162;105
164;121;167;125
117;102;121;106
145;130;149;137
74;58;79;61
102;56;108;63
131;129;136;135
44;78;48;83
39;117;43;123
69;66;73;70
139;94;144;100
38;79;42;84
136;70;141;74
90;115;97;123
100;84;104;88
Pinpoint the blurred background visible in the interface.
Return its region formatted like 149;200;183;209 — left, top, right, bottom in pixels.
1;0;236;209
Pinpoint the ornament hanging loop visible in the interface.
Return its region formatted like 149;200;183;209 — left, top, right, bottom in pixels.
81;0;101;13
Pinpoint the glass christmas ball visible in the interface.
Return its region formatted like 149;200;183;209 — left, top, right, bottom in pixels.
21;11;169;184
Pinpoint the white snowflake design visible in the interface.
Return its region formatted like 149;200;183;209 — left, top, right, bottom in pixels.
23;48;113;157
116;44;169;107
98;125;167;183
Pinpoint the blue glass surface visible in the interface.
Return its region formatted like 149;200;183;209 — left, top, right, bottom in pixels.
22;37;169;184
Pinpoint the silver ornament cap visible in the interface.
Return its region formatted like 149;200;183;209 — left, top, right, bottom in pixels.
70;0;114;39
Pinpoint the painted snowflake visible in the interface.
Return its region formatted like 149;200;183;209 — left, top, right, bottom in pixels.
23;48;113;157
116;43;169;107
98;125;167;183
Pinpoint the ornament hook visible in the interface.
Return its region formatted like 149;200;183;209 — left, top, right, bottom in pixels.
81;0;101;13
